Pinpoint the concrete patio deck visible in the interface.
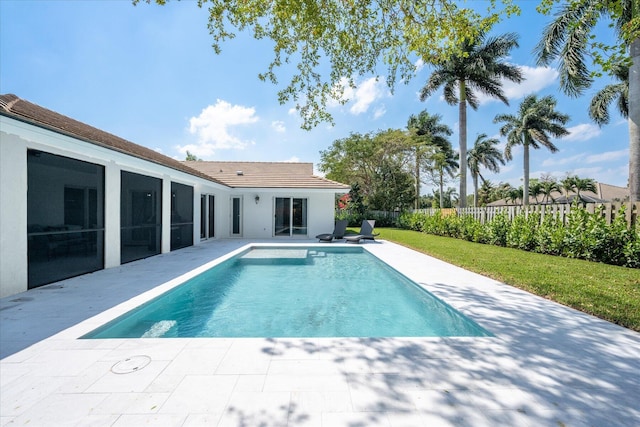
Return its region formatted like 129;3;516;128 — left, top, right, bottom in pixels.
1;239;639;426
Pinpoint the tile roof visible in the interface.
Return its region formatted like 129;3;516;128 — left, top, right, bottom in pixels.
487;182;629;206
0;94;225;186
183;161;350;189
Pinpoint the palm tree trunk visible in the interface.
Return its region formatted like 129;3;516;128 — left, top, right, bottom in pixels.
630;36;640;202
523;140;530;206
473;173;479;207
439;169;444;209
415;148;421;209
458;81;468;208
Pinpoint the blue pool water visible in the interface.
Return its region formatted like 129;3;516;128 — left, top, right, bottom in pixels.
83;246;491;338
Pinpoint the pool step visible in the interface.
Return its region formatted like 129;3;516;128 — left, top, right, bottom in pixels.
141;320;177;338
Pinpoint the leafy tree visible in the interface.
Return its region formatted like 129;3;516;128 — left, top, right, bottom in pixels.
185;150;201;161
319;129;413;210
419;31;522;207
494;94;570;206
406;110;453;209
467;133;504;207
136;0;521;129
368;160;416;211
433;187;458;208
535;0;639;202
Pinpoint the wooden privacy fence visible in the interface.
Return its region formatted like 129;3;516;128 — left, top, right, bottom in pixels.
414;202;640;227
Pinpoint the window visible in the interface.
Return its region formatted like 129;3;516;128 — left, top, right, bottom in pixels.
200;194;215;239
170;182;194;250
121;171;162;264
274;197;308;236
231;196;242;236
27;150;104;288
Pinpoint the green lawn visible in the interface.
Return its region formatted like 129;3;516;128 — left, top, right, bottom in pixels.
373;228;640;332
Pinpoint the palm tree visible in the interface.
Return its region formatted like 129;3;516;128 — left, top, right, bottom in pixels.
535;0;638;202
574;177;597;201
407;111;453;209
467;133;505;207
494;95;570;206
528;179;544;204
506;186;523;205
477;179;497;206
540;178;560;204
429;144;459;209
589;62;629;125
561;175;578;204
419;31;522;208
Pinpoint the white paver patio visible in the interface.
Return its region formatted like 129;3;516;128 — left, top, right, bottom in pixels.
1;239;639;426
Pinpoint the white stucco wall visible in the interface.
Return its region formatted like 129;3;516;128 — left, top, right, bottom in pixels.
238;189;339;239
0;115;344;298
0;132;28;298
0;116;229;298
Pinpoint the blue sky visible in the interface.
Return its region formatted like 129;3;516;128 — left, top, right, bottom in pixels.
0;0;630;193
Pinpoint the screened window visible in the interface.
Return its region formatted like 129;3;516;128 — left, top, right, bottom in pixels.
121;171;162;264
27;150;104;288
170;182;194;250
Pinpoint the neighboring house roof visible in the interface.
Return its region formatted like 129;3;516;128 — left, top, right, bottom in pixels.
487;182;629;206
0;94;224;186
183;161;350;190
596;182;629;202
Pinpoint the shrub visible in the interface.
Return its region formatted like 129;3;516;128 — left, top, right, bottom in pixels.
396;205;638;268
486;211;510;247
506;211;539;251
534;210;565;255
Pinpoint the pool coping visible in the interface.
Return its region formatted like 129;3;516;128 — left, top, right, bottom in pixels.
2;239;639;426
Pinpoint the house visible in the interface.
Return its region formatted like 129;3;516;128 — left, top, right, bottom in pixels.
487;182;629;206
0;94;349;298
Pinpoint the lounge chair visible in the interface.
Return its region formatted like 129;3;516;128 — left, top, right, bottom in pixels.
344;219;380;243
315;219;348;242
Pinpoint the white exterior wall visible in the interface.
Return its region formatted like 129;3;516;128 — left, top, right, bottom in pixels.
0;116;229;298
237;189;338;239
0;132;28;297
0;115;344;298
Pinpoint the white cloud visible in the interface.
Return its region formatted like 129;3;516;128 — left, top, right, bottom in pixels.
571;166;603;177
477;65;558;105
585;149;628;164
271;120;286;133
414;59;425;72
288;107;297;116
181;99;259;157
564;123;602;142
282;156;300;163
330;76;388;115
541;153;585;167
373;105;387;119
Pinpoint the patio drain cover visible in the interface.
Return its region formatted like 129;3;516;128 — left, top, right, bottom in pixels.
111;355;151;374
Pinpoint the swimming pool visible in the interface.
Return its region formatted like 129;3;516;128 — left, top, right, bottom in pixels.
83;246;491;338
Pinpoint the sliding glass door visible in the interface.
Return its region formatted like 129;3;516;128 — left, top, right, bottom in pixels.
274;197;307;236
27;150;105;288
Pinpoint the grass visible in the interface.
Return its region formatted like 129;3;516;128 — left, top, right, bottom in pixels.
373;227;640;332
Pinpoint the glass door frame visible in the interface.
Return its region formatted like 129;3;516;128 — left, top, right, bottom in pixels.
273;197;308;237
